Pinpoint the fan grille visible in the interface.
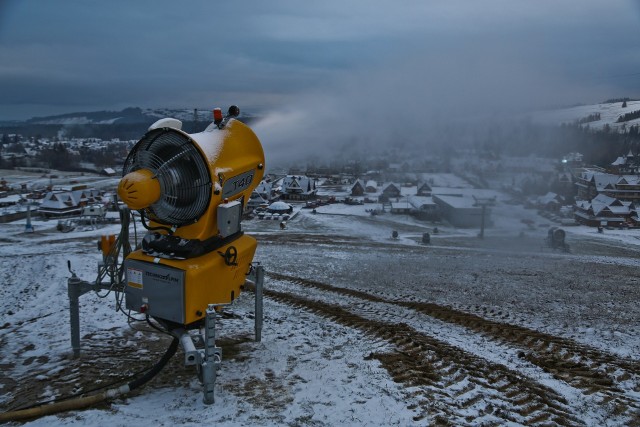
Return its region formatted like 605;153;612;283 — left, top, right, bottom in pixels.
123;128;212;225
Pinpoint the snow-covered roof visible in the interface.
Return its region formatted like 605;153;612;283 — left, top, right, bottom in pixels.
594;174;621;191
538;192;561;205
281;175;316;194
433;194;479;209
612;157;626;166
267;201;292;212
408;196;435;210
592;193;618;206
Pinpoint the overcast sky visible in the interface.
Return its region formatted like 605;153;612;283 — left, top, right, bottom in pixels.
0;1;639;128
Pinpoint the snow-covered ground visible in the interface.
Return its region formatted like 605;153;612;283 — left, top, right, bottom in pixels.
1;196;639;426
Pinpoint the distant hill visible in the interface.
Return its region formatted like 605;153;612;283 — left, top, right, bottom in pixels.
532;99;640;131
0;107;260;140
25;107;258;126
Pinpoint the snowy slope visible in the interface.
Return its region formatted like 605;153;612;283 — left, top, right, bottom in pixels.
532;100;640;131
1;195;639;425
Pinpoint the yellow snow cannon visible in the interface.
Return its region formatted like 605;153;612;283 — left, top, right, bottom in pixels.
118;106;265;327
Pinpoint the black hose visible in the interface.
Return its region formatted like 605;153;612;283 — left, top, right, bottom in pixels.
128;337;178;391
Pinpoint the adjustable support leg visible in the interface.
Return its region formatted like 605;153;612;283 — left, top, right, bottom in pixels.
202;305;222;405
67;274;97;358
68;276;82;358
254;265;264;342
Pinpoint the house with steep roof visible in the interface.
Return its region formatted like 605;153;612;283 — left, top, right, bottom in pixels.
279;175;317;201
537;192;564;211
574;193;637;226
351;179;365;196
610;150;640;174
38;188;103;218
416;182;432;196
379;183;401;202
255;180;276;202
576;170;640;204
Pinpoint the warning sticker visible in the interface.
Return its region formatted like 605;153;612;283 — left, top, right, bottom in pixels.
127;267;143;289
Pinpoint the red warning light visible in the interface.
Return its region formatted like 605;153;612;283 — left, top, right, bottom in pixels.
213;108;223;125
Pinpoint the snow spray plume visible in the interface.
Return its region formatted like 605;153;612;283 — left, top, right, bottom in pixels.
252;43;609;169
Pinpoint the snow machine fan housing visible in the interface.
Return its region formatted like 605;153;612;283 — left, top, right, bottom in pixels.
118;108;264;242
117;107;265;327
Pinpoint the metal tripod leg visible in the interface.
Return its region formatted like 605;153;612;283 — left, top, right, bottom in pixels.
68;276;82;358
255;265;264;342
67;275;97;358
202;305;222;405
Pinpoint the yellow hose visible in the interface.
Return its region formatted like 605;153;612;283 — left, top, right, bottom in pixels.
0;385;128;423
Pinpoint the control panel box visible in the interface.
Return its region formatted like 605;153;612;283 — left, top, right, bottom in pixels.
217;200;242;238
125;259;185;324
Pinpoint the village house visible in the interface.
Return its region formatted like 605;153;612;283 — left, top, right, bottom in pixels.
416;182;432;196
432;194;492;228
278;175;317;201
350;179;365;196
609;150;640;174
379;183;401;203
574;194;637;227
38;188;103;218
536;192;564;212
408;196;439;220
576;171;640;204
365;180;377;193
390;200;411;214
255;179;276;202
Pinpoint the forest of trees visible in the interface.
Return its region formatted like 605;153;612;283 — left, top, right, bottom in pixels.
616;109;640;123
575;113;601;124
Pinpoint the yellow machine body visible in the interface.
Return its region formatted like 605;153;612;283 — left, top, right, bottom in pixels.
125;234;257;326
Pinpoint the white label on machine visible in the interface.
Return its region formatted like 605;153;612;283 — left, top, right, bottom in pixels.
127;267;143;289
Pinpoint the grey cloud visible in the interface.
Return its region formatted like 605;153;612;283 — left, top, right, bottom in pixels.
0;0;638;122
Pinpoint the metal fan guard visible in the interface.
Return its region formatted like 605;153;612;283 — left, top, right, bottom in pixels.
123;128;212;225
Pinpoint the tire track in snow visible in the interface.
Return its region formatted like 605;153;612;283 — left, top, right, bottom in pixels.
267;271;640;425
263;287;584;426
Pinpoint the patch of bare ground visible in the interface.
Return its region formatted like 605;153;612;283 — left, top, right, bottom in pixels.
0;327;256;414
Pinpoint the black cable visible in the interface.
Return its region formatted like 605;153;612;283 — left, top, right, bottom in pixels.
139;210;174;235
145;316;173;336
132;210;139;247
128;337;179;391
